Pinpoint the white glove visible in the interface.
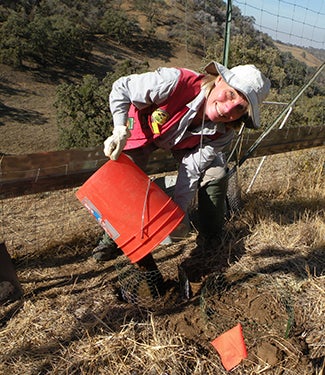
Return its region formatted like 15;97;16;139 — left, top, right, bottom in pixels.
103;126;130;160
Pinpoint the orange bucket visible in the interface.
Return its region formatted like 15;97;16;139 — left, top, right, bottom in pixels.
76;153;184;263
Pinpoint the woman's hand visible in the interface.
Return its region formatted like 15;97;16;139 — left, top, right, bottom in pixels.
103;126;131;160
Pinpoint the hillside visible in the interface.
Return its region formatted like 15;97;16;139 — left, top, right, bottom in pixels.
274;42;323;68
0;36;203;155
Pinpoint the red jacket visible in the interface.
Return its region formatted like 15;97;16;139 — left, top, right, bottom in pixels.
124;68;222;150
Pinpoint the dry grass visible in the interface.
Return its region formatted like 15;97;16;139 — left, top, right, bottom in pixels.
0;148;324;374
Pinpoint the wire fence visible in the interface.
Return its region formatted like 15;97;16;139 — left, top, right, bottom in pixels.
0;188;102;257
233;0;325;49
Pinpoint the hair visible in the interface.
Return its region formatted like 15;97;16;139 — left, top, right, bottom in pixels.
201;74;216;98
201;73;253;129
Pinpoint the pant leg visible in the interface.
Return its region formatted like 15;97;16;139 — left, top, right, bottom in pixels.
197;162;228;239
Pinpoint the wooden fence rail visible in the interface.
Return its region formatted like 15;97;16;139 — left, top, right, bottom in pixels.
1;125;324;199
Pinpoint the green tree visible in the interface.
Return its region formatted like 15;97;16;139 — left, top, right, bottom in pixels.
0;5;90;68
27;13;90;66
55;60;149;149
99;9;141;44
55;75;111;149
0;11;28;67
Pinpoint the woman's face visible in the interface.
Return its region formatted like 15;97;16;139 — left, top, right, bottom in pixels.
205;76;249;123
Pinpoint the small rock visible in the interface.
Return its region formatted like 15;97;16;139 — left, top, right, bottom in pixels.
257;341;281;366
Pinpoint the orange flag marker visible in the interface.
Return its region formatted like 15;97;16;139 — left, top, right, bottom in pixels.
211;323;247;371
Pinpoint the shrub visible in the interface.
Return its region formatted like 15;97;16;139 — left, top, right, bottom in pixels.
0;11;28;67
0;8;90;67
55;75;112;149
99;9;141;44
55;60;149;149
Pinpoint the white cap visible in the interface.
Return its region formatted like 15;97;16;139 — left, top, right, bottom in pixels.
205;61;271;128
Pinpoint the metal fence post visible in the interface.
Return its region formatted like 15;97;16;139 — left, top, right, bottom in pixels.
223;0;232;67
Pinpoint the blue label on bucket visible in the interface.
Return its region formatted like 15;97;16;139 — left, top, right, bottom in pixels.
81;197;120;240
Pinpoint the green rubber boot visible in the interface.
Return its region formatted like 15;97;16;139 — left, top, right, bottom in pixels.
197;175;228;248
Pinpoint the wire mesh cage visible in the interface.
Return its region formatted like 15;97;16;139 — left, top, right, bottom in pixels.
115;258;162;305
226;165;243;215
114;256;182;311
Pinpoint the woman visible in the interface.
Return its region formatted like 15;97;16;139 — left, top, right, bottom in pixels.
93;61;270;261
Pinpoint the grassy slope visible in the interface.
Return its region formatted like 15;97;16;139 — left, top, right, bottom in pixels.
274;42;323;67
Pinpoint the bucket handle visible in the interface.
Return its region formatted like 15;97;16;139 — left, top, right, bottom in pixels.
141;177;152;238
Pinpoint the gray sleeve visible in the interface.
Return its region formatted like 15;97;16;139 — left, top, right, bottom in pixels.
109;67;180;127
